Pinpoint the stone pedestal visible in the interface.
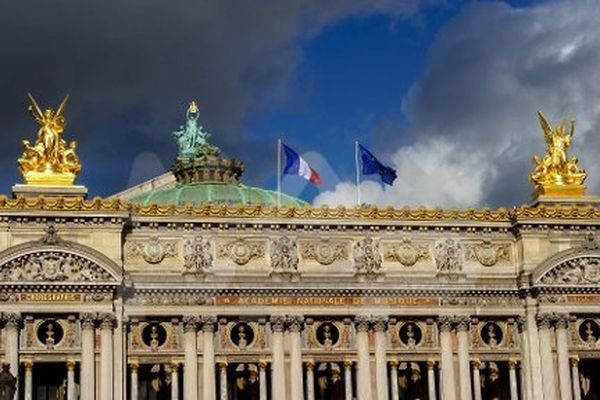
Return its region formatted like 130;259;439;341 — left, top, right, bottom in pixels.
12;184;88;199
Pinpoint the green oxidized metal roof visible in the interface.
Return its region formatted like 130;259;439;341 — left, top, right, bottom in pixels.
126;183;308;207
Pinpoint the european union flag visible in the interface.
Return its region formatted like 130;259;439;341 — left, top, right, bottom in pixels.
358;144;397;186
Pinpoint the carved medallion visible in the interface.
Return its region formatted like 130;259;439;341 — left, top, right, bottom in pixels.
230;322;255;349
316;322;339;349
399;321;422;348
37;319;64;349
126;237;177;264
218;239;265;265
301;240;348;265
142;323;167;351
465;240;510;267
579;319;600;346
384;239;429;267
481;322;503;348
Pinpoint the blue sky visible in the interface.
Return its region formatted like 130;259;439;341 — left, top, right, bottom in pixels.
1;0;599;208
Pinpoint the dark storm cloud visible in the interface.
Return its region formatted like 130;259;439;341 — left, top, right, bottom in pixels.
0;0;427;196
317;0;600;208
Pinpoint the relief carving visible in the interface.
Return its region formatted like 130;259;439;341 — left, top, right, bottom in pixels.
0;252;113;282
383;239;429;267
270;237;299;276
183;236;212;275
301;240;348;265
540;257;600;284
434;238;463;273
465;240;510;267
353;238;382;279
218;239;265;265
125;237;177;264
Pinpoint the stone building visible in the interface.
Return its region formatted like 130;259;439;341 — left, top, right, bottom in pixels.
1;100;599;400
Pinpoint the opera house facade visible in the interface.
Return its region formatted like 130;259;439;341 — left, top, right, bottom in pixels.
0;97;599;400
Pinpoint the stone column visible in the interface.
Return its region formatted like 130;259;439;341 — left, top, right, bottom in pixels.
427;359;437;400
555;314;573;400
471;359;482;400
570;356;581;400
389;361;399;400
81;313;96;400
172;363;180;400
526;302;543;400
270;316;286;400
130;362;139;400
23;360;33;400
219;363;228;400
201;317;217;400
182;316;198;400
508;359;519;400
99;313;116;400
344;361;353;400
67;360;77;400
287;316;304;400
373;317;389;400
305;361;315;400
455;317;472;400
517;316;532;400
355;316;373;400
537;313;558;400
4;313;21;400
438;316;456;400
258;362;267;400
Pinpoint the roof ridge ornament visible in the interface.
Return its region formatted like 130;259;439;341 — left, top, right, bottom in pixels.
529;111;587;198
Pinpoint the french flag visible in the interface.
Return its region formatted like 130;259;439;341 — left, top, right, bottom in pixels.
282;143;322;185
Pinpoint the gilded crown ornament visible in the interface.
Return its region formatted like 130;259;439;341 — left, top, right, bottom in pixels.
18;93;81;186
529;111;586;197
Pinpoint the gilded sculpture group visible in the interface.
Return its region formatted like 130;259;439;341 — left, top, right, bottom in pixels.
15;94;589;199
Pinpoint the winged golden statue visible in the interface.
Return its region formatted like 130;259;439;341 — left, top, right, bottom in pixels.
18;93;81;186
529;111;586;196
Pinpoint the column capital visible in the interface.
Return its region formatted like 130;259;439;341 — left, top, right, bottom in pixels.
437;315;454;332
80;312;97;329
372;316;389;332
305;361;314;371
66;360;76;371
344;360;353;369
200;316;217;333
182;315;199;332
389;360;398;368
286;315;304;332
270;315;287;333
454;315;470;332
508;358;518;369
129;361;139;372
22;360;33;371
98;313;117;330
554;313;569;329
536;313;554;329
570;355;579;366
258;361;267;371
471;358;481;369
427;359;437;370
218;362;228;372
354;315;371;332
170;362;179;372
3;312;22;329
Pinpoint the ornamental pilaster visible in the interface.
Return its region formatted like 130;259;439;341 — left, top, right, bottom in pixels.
516;315;527;333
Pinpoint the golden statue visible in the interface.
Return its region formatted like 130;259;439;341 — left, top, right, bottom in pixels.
529;111;586;197
18;93;81;186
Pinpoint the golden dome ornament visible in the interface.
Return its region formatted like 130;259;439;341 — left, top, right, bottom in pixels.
18;93;82;186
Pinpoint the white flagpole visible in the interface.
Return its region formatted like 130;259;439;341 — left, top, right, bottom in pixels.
277;138;282;208
355;141;361;207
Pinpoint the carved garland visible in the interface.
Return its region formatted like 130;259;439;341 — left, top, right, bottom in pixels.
301;240;348;265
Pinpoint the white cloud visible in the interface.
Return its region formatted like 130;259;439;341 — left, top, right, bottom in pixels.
315;0;600;208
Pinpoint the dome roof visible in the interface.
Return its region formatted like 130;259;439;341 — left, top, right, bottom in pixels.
126;182;308;207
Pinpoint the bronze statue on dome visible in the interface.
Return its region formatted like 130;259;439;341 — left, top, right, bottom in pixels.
529;111;587;196
172;100;211;159
18;93;81;186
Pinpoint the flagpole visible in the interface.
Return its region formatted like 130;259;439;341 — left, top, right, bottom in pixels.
277;138;282;208
355;141;361;207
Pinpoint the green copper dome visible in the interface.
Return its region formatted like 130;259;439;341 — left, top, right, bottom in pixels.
122;101;308;208
127;182;307;207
